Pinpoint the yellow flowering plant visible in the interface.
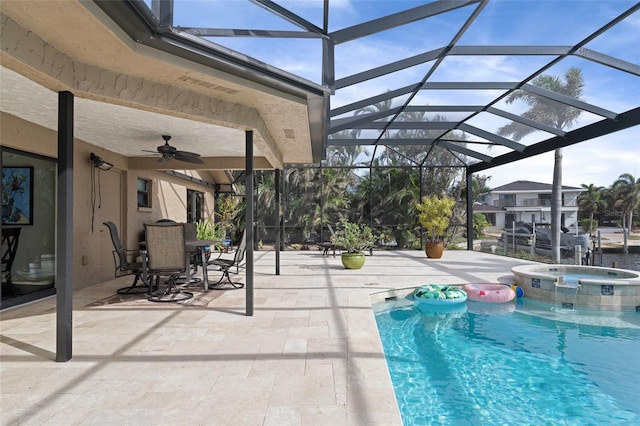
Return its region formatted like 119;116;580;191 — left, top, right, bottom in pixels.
416;195;455;242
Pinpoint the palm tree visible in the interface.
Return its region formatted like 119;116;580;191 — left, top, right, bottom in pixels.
255;171;277;243
281;167;322;243
577;183;606;235
497;67;584;261
611;173;640;252
470;175;492;203
353;165;422;248
325;130;368;167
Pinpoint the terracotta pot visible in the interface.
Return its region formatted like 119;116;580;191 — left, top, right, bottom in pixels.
424;241;444;259
341;252;366;269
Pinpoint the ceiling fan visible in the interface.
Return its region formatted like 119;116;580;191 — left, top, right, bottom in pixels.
143;135;204;164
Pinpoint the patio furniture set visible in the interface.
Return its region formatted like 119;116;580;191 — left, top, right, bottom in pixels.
104;221;246;302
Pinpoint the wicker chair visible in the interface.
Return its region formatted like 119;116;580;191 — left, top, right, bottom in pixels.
144;222;193;302
103;221;148;294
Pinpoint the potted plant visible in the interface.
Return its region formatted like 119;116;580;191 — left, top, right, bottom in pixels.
196;219;224;260
331;218;375;269
416;195;455;258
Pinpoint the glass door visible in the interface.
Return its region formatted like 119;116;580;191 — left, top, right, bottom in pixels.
1;148;57;309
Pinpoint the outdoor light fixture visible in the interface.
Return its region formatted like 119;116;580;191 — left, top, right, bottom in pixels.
90;153;113;171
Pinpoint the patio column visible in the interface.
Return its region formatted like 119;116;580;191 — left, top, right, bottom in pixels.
466;169;473;251
275;168;280;275
245;130;254;316
56;91;74;362
419;167;423;248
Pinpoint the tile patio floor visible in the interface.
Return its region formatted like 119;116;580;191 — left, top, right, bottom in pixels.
1;249;533;425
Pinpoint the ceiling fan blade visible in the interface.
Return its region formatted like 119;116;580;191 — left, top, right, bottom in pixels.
175;150;201;158
141;149;158;154
142;136;204;165
173;152;204;164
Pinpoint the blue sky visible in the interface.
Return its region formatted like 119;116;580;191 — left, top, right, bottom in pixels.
166;0;639;189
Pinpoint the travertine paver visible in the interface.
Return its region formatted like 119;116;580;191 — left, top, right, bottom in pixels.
1;250;533;425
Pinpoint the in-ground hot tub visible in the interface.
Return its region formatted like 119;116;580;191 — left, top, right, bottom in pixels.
511;264;640;311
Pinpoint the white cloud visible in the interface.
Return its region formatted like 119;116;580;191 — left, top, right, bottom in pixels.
484;127;640;189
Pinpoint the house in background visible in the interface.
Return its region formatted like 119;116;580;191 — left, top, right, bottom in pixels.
475;180;585;231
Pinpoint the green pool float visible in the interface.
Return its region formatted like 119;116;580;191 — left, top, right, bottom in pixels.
410;284;467;306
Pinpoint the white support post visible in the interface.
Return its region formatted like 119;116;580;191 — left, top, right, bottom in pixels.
531;222;536;255
623;228;629;254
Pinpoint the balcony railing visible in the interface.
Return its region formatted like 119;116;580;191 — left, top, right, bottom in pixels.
522;198;551;207
494;200;516;207
493;199;577;208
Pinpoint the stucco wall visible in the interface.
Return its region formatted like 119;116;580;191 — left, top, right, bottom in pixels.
125;170;215;250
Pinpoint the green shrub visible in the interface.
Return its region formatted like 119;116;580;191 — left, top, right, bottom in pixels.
473;213;489;239
196;219;224;241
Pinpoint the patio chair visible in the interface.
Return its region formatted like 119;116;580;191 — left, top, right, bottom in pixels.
103;221;148;294
144;222;193;302
1;227;21;297
318;224;345;257
207;229;246;289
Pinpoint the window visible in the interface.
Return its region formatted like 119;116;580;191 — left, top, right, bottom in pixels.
498;194;516;207
187;189;204;222
137;178;150;208
539;194;552;206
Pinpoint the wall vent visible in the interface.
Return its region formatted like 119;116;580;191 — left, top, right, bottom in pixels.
178;75;239;94
283;129;295;139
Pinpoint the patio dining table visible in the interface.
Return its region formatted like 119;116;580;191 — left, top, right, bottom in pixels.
139;239;223;293
184;239;223;291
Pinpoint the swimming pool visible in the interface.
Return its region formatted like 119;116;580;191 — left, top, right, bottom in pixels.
373;295;640;425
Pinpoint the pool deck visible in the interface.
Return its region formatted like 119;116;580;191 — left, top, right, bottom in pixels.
1;249;534;426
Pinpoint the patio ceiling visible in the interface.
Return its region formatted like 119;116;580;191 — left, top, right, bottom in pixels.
1;0;639;173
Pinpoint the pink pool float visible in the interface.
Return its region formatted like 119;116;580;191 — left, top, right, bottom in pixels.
462;284;515;303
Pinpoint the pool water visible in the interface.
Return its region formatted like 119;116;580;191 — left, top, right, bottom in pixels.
373;297;640;425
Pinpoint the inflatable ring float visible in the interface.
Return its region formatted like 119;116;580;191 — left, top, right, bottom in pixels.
410;284;467;306
462;283;515;303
